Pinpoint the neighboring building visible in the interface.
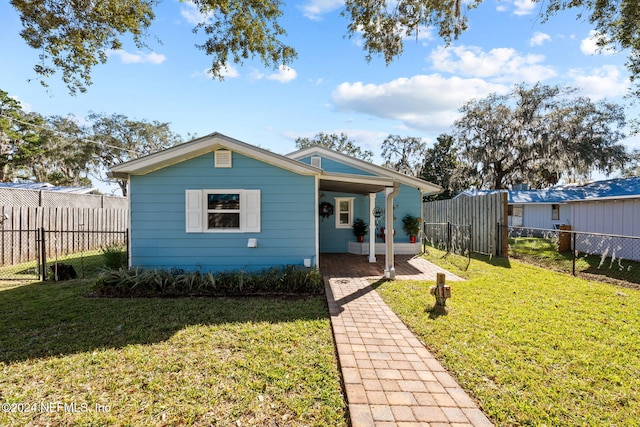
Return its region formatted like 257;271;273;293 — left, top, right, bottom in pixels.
455;176;640;236
109;133;442;277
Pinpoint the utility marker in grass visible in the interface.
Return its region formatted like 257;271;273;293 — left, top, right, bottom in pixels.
430;272;451;308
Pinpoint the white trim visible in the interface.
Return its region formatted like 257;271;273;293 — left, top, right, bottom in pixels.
368;193;376;263
110;133;321;179
287;146;442;194
334;197;355;229
314;175;320;267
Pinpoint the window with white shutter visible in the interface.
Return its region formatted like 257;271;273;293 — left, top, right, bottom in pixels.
185;189;260;233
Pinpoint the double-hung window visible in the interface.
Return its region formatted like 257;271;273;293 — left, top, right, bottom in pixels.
207;193;241;229
186;189;260;233
334;197;354;229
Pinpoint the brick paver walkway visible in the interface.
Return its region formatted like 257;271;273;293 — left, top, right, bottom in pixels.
321;254;493;427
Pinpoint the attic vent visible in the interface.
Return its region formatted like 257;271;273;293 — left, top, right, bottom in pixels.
311;156;321;168
214;150;232;168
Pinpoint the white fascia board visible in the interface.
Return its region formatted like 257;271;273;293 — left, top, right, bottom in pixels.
110;132;321;179
320;172;395;187
287;146;442;194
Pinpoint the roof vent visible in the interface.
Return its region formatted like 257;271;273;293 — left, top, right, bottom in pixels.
311;156;322;168
214;150;232;168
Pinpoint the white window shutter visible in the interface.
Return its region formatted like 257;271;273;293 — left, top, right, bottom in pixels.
185;190;203;232
242;190;261;232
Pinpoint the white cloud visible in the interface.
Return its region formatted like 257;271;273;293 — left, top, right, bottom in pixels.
530;32;551;47
429;45;556;83
568;65;629;100
266;65;298;83
108;49;166;65
513;0;537;15
580;30;616;55
180;0;212;25
331;74;509;131
299;0;343;20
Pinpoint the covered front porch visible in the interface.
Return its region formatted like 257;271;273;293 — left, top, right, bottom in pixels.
317;173;402;278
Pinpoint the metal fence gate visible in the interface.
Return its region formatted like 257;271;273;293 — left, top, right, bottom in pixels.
0;228;128;281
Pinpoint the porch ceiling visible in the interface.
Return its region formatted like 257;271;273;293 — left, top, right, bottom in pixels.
319;173;395;195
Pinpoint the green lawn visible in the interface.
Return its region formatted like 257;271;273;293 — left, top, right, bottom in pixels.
509;236;640;285
0;280;347;426
377;248;640;426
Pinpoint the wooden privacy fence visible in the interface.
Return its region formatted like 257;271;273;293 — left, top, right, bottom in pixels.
423;192;508;256
0;205;128;266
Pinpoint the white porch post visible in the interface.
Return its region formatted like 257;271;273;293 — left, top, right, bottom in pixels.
368;192;376;263
384;184;400;279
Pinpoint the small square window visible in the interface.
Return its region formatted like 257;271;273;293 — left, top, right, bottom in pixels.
551;204;560;220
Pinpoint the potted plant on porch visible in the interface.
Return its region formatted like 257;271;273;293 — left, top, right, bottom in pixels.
402;214;422;243
352;218;368;243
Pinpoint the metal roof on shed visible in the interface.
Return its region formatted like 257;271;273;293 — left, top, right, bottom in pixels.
0;182;97;194
455;176;640;204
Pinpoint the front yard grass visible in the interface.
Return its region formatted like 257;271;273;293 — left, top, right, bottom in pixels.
377;248;640;426
0;280;347;426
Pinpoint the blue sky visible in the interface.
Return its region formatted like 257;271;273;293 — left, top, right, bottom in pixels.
1;0;638;194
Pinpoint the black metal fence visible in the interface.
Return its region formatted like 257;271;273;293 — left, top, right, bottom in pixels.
423;222;472;262
506;226;640;286
0;228;128;281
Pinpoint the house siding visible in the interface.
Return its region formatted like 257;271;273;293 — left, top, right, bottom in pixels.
509;203;572;229
571;198;640;261
129;151;316;271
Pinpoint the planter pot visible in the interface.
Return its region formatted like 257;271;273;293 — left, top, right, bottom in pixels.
409;235;417;243
357;235;364;243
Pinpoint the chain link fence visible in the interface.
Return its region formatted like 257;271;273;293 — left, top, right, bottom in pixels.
0;229;128;282
506;225;640;286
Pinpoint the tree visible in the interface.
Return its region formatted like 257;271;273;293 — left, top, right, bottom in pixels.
344;0;640;99
622;149;640;177
295;132;373;162
380;134;425;176
10;0;296;94
421;134;472;200
34;115;97;186
89;112;183;196
11;0;640;97
454;83;629;190
0;90;46;182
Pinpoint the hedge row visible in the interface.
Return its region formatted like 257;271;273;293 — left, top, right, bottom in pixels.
92;265;324;297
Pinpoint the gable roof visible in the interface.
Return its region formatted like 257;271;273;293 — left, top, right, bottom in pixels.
109;132;322;179
286;145;443;194
110;133;443;195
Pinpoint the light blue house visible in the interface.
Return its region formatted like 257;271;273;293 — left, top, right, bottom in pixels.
109;133;442;278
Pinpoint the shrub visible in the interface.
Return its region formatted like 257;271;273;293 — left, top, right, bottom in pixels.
92;265;323;297
102;245;127;269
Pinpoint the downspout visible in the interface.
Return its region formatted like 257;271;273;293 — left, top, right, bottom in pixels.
385;183;400;279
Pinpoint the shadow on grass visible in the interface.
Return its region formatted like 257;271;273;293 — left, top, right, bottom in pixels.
0;279;329;364
425;304;448;319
